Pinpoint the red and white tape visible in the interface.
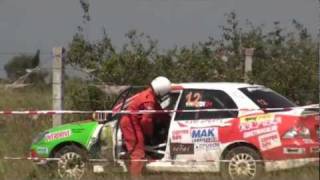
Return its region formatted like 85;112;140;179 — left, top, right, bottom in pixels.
0;110;93;115
5;156;318;163
0;104;318;116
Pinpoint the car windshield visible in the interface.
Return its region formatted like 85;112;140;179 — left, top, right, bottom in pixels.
239;87;296;109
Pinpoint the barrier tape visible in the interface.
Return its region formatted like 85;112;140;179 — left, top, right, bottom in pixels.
4;156;319;163
0;110;93;115
0;105;319;116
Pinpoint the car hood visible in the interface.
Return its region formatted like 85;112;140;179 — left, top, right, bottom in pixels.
47;120;98;133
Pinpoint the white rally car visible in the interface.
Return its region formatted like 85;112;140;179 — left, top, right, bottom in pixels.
31;82;320;180
102;82;319;179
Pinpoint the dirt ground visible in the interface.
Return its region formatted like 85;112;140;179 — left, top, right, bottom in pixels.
0;160;318;180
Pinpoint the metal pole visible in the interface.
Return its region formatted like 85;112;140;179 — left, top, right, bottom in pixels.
244;48;255;83
318;0;320;105
52;47;65;126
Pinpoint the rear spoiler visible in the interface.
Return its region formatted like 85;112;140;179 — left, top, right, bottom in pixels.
300;104;319;117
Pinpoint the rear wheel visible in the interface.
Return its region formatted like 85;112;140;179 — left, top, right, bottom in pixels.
54;145;88;180
221;146;264;180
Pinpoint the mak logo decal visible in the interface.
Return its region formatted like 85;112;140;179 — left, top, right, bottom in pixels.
191;127;218;143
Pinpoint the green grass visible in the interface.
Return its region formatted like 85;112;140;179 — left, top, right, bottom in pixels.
0;86;52;180
0;85;51;110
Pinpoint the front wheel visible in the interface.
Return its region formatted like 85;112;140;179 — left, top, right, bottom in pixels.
54;145;88;180
221;146;264;180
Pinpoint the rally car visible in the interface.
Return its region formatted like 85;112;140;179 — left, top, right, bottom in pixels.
30;83;320;180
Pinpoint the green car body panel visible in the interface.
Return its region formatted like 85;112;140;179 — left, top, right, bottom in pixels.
31;121;99;158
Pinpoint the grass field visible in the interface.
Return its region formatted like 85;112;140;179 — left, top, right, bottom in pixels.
0;86;319;180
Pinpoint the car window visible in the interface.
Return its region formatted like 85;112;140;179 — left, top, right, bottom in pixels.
239;87;296;110
175;89;238;121
161;92;180;110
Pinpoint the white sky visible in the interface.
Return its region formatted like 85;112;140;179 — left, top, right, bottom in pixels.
0;0;319;77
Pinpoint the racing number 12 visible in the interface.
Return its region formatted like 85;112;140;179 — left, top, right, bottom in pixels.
186;92;201;104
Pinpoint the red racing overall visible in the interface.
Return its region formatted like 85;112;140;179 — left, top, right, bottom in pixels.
119;88;162;176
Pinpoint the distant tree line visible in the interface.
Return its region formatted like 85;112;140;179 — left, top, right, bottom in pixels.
66;12;318;109
3;11;318;110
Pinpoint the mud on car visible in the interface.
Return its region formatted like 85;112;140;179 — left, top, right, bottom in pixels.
30;83;320;180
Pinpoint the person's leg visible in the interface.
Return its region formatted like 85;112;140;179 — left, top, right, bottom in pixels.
120;116;136;153
129;119;145;177
120;116;146;176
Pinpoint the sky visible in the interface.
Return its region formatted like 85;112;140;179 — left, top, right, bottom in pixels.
0;0;319;78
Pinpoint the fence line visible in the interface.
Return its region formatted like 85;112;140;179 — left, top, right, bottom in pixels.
0;105;318;116
4;156;319;163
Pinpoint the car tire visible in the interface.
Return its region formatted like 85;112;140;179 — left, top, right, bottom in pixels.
221;146;264;180
53;145;88;180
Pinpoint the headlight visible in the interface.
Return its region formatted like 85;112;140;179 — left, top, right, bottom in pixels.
32;131;48;144
299;127;311;139
283;128;298;139
283;126;311;139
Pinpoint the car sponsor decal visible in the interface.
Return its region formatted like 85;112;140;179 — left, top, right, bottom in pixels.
240;114;281;131
172;129;189;141
190;127;218;143
194;142;220;151
177;122;188;128
186;101;213;108
243;125;277;138
178;119;231;127
170;143;194;155
302;139;315;144
258;131;281;151
45;129;71;141
311;147;320;153
240;114;274;124
36;147;49;154
283;147;305;154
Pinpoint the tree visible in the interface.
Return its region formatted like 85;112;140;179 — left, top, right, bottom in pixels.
4;50;40;81
66;8;318;109
4;50;47;84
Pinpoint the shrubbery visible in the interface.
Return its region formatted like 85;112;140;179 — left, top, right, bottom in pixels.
66;12;319;109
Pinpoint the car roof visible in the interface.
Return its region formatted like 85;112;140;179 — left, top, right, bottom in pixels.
173;82;264;91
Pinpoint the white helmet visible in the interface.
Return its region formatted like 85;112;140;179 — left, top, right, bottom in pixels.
151;76;171;97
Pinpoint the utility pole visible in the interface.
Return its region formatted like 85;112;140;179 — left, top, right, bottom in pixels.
318;0;320;106
244;48;255;83
52;47;65;126
318;27;320;106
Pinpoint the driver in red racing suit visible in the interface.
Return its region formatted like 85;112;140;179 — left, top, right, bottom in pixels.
120;76;171;177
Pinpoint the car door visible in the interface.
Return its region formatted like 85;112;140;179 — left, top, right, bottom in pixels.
168;89;238;169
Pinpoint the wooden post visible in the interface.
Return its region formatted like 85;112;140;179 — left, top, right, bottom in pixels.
244;48;255;83
318;0;320;105
52;47;65;126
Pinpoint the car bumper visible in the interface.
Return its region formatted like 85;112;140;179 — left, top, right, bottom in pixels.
263;139;319;171
30;148;51;166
